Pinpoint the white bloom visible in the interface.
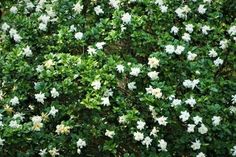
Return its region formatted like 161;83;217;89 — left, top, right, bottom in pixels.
137;120;146;130
148;71;159;80
91;80;101;90
48;148;60;157
231;146;236;156
212;116;221;126
158;139;167;151
157;116;168;126
179;111;190;122
198;5;207;14
77;139;86;148
1;23;10;32
196;152;206;157
9;120;21;128
109;0;120;9
75;32;83;40
122;13;132;24
175;45;185;55
160;5;168;13
228;26;236;36
49;106;58;117
214;57;223;66
185;24;194;33
187;51;197;61
105;130;115;138
219;39;228;49
87;46;97;55
36;65;44;72
101;97;110;106
35;92;46;104
55;124;71;135
193;116;202;125
95;42;106;49
128;82;137;90
32;116;42;124
185;97;196;107
73;1;83;13
170;26;179;35
191;139;201;150
22;46;33;57
202;25;211;35
51;88;59;98
70;25;77;32
155;0;164;5
198;124;208;134
150;127;159;137
94;5;104;15
116;64;124;73
38;15;50;24
39;23;47;31
171;99;181;107
142;136;152;148
204;0;212;3
229;106;236;114
148;57;159;68
187;124;196;133
133;131;144;141
183;79;199;89
232;95;236;104
151;88;162;98
13;34;22;43
0;138;5;146
13;112;24;121
182;33;191;42
165;45;175;54
118;115;127;124
10;96;19;105
209;49;218;57
9;28;17;37
39;148;47;157
130;67;140;76
10;6;18;14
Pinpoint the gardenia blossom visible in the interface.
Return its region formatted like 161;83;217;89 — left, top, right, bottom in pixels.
157;116;168;126
198;124;208;134
193;116;202;125
109;0;120;9
0;138;5;146
73;1;83;13
165;45;175;54
39;148;47;157
214;57;223;66
231;146;236;156
55;124;71;135
133;131;144;141
116;64;125;73
87;46;97;55
105;130;115;138
10;6;18;14
51;88;59;98
232;95;236;104
171;99;181;107
130;67;141;76
185;24;194;33
49;106;58;117
219;39;228;49
187;51;197;61
212;116;221;126
170;26;179;35
91;80;101;90
48;148;60;157
179;110;190;122
148;57;159;68
9;120;21;128
198;5;207;14
10;96;19;105
142;136;152;148
175;5;191;19
35;92;46;104
137;120;146;130
32;115;43;131
175;45;185;55
158;139;167;151
183;79;199;89
122;13;131;24
147;71;159;80
182;33;191;42
101;97;110;106
185;97;196;107
160;5;168;13
95;42;106;49
196;152;206;157
202;25;211;35
75;32;83;40
94;5;104;15
1;22;10;32
146;86;162;98
228;25;236;36
22;46;33;57
128;82;137;90
187;124;196;133
209;49;218;57
191;139;201;150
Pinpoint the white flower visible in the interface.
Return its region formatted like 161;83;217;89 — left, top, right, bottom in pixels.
187;51;197;61
116;64;125;73
105;130;115;138
228;26;236;36
219;39;228;49
32;116;43;131
50;88;59;98
209;49;218;57
75;32;83;40
137;120;146;130
232;95;236;104
204;0;212;3
179;110;190;122
170;26;179;35
191;139;201;150
118;115;127;124
214;57;223;66
148;71;159;80
38;15;50;24
231;146;236;156
196;152;206;157
1;23;10;32
160;5;168;13
32;116;42;124
122;13;132;24
142;136;152;148
49;106;58;117
35;92;46;104
198;5;207;14
9;28;17;37
171;99;181;107
229;106;236;114
133;131;144;141
48;148;60;157
175;45;185;55
158;139;167;151
70;25;77;32
22;46;33;57
36;65;44;72
150;127;159;137
10;6;18;14
193;116;202;125
187;124;196;133
73;1;83;13
212;116;221;126
0;138;5;146
130;67;140;76
157;116;168;126
77;139;86;148
13;112;24;121
87;46;97;55
39;23;47;31
182;33;191;42
151;88;162;98
55;124;71;135
128;82;137;90
109;0;120;9
101;97;110;106
9;120;21;128
95;42;106;49
202;25;211;35
198;124;208;134
13;34;22;43
91;80;101;90
185;24;194;33
94;5;104;15
185;97;196;107
155;0;164;5
148;57;159;68
10;96;19;105
165;45;175;54
183;79;199;89
39;148;47;157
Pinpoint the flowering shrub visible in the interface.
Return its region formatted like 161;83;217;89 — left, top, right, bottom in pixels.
0;0;236;156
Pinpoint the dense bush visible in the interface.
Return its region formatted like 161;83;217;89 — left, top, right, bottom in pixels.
0;0;236;156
